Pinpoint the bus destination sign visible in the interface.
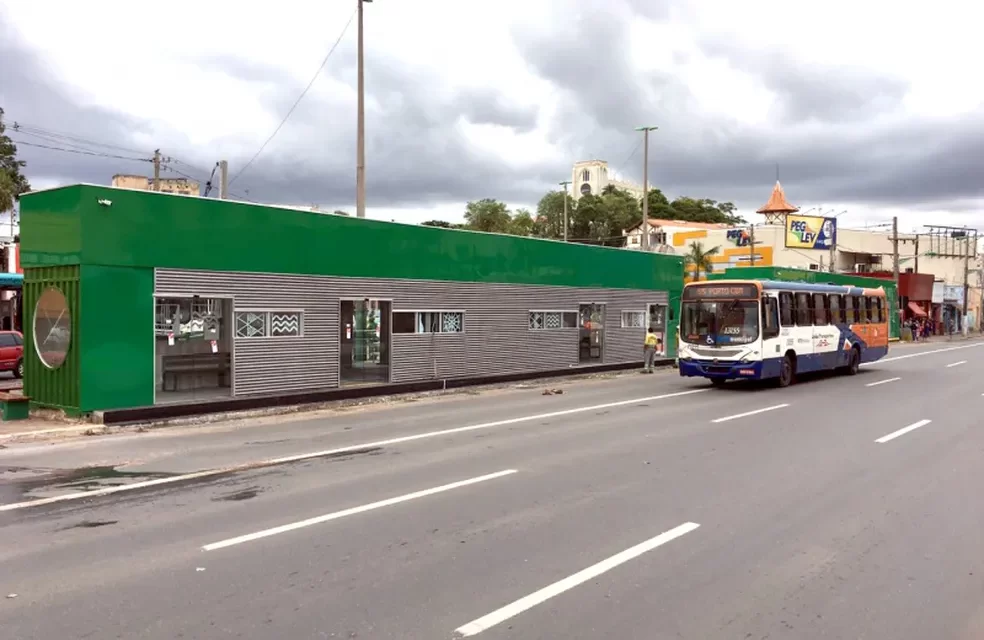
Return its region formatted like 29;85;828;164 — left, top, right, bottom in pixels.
683;283;758;300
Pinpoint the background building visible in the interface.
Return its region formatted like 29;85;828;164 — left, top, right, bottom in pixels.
571;160;643;201
112;174;201;196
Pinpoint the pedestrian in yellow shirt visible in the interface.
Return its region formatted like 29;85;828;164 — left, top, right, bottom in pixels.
643;327;659;373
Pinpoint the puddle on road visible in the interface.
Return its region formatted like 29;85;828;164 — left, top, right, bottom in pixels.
320;446;384;463
58;519;119;531
212;486;263;502
1;464;177;501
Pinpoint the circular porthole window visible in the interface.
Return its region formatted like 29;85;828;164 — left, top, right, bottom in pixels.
33;287;71;369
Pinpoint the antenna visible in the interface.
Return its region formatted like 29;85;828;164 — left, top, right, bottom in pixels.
775;163;779;182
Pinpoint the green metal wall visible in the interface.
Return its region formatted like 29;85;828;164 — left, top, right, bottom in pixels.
21;185;683;292
706;266;902;340
23;265;81;413
79;265;155;411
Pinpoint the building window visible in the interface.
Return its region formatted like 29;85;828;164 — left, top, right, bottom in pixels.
393;311;464;334
442;312;463;333
620;311;646;328
271;312;302;337
529;311;577;330
581;169;590;182
235;310;303;338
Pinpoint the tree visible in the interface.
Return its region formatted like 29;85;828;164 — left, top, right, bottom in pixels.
643;187;670;214
683;241;720;281
332;209;350;216
670;197;744;225
534;190;571;239
463;198;512;233
510;208;535;236
0;172;13;214
0;108;30;211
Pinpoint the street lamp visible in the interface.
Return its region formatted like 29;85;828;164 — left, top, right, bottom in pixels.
356;0;372;218
635;126;658;251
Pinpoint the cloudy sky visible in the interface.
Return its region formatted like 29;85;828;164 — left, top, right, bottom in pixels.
1;0;983;230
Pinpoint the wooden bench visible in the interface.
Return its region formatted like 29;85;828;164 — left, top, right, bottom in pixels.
161;353;231;392
0;391;30;421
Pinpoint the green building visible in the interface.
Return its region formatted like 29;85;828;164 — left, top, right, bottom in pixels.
20;184;684;415
706;266;901;340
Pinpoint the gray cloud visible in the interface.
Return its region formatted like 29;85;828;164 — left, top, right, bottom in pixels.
698;39;910;124
3;4;984;223
2;7;551;213
510;4;984;216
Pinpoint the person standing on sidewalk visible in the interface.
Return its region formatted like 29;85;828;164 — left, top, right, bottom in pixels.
643;327;659;373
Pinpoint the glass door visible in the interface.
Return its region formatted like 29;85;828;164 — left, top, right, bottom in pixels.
648;303;667;354
578;303;606;363
340;299;391;385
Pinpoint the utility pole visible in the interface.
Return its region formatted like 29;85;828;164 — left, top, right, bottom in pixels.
828;238;836;273
749;223;756;266
891;216;899;288
152;149;161;192
355;0;371;218
913;234;919;273
218;160;229;200
559;181;571;242
962;231;973;321
635;125;658;251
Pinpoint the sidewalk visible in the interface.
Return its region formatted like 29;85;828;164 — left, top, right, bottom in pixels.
893;332;983;347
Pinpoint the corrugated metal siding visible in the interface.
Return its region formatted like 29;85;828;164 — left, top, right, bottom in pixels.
155;269;668;395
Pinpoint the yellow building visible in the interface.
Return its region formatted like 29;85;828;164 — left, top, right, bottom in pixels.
112;174;200;196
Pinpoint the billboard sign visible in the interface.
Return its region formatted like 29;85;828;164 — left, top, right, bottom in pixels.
785;215;836;250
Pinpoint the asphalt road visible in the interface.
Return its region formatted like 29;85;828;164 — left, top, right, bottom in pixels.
2;340;983;639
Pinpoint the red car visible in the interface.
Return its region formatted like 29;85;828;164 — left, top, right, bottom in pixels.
0;331;24;378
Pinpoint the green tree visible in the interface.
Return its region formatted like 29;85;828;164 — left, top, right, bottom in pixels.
534;190;571;239
643;187;670;213
0;172;13;214
683;241;720;280
510;208;535;236
670;197;744;225
0;108;30;211
463;198;512;233
332;209;350;216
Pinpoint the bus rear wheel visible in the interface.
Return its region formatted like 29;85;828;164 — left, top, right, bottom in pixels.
845;346;861;375
777;355;794;388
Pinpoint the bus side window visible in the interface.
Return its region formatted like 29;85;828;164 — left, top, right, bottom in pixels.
795;292;812;326
812;293;828;325
868;296;881;323
854;295;868;323
828;294;842;324
843;296;855;323
762;297;780;339
778;292;794;326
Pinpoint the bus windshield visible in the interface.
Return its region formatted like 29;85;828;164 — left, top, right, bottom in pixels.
681;299;759;346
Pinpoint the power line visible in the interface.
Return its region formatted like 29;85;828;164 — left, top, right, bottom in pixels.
229;8;357;186
11;122;151;155
9;138;152;163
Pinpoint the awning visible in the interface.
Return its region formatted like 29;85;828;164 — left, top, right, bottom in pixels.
908;301;927;317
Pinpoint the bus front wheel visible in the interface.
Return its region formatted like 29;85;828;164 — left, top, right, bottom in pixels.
777;354;794;388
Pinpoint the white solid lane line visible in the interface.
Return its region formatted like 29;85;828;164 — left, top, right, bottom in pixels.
865;377;901;387
453;522;700;637
711;403;789;424
203;469;517;551
862;341;984;367
875;419;933;444
946;360;967;368
0;388;709;512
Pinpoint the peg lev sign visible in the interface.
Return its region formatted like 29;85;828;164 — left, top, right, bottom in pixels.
785;214;837;250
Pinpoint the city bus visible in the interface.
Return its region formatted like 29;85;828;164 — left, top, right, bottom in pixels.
677;280;889;387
